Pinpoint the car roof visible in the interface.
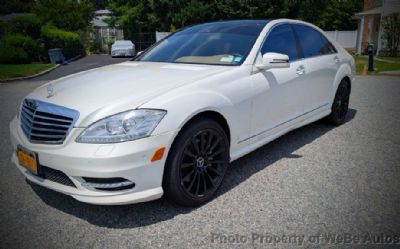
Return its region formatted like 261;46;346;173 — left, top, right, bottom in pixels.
179;20;269;36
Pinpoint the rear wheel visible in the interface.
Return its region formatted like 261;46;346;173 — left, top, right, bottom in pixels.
326;80;350;125
163;118;229;206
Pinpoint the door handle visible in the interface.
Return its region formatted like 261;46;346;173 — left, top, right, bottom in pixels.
296;65;305;76
334;56;340;64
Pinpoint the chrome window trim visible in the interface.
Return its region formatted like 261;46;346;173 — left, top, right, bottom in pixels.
253;21;338;66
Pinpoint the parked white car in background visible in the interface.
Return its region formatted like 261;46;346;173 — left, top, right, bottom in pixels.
10;19;355;207
111;40;135;57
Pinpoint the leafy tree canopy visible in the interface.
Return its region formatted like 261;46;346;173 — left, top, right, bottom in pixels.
107;0;363;38
34;0;94;32
0;0;35;15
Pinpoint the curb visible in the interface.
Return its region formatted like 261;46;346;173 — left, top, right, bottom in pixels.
379;72;400;76
375;58;400;64
0;64;61;83
66;54;83;63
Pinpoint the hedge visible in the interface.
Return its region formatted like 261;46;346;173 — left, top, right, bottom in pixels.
8;15;42;39
41;25;83;59
0;21;6;39
0;45;30;64
2;34;42;61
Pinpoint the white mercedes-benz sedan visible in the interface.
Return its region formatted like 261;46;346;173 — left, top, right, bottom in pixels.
10;19;355;206
111;40;135;57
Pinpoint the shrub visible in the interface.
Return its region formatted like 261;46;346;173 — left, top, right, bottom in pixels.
41;25;83;59
0;45;30;64
2;34;42;61
0;21;7;39
107;38;115;54
89;39;101;54
8;15;42;39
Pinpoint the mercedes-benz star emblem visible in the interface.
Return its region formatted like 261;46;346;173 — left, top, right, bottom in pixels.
47;84;55;98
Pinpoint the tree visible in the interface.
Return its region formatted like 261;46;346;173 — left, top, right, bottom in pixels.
107;0;363;41
316;0;362;30
0;0;35;15
382;13;400;56
35;0;94;32
92;0;108;10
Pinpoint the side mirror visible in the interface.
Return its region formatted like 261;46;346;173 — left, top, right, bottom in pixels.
256;52;290;70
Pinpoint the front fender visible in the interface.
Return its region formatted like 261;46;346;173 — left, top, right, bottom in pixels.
140;89;246;146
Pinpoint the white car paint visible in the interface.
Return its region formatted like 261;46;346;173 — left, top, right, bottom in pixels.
111;40;135;57
9;19;355;205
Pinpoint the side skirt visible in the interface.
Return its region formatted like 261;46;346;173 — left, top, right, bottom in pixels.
230;106;331;162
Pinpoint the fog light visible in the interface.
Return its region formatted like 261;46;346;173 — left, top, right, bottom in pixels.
82;177;135;191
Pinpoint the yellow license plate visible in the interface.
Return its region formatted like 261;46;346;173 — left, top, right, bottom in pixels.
17;146;38;175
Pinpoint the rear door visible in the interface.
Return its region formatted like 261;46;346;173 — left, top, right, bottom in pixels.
291;24;339;113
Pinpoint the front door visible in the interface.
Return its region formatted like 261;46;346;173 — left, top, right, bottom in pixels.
249;24;306;141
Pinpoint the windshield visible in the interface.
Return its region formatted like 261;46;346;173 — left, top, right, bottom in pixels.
114;40;132;46
137;20;268;66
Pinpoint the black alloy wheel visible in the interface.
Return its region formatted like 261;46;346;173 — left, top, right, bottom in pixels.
180;129;227;198
326;80;350;125
163;118;229;206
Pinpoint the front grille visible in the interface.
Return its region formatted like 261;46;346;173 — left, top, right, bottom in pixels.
42;166;76;188
20;98;79;144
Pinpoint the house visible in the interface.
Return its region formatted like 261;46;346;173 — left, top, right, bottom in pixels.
354;0;400;55
92;9;124;52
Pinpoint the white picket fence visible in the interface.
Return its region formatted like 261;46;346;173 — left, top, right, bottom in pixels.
324;30;357;49
155;32;170;42
156;30;358;49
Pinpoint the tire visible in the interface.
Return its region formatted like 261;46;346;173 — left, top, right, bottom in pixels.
163;118;229;206
326;79;350;125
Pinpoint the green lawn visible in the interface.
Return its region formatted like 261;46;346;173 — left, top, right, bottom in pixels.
376;56;400;63
353;55;400;75
0;64;56;80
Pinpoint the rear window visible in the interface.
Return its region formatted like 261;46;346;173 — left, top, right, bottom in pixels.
292;24;336;58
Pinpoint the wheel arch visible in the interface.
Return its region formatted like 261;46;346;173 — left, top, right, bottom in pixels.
178;110;231;145
331;64;353;101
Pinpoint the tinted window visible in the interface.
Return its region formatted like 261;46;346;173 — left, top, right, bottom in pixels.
320;36;337;54
139;20;268;65
292;24;335;57
261;24;298;61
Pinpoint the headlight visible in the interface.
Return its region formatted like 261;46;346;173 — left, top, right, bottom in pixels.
76;109;166;143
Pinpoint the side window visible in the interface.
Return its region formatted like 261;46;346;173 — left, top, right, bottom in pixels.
320;35;337;54
292;24;334;57
261;24;299;61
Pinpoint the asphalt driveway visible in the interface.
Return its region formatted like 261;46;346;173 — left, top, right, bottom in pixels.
33;54;129;81
0;75;399;248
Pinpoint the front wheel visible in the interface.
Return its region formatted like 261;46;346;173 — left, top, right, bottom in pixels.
163;118;229;206
326;80;350;125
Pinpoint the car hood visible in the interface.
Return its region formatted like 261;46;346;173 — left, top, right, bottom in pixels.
27;61;232;126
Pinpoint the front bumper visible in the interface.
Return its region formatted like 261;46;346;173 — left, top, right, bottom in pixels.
9;117;178;205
